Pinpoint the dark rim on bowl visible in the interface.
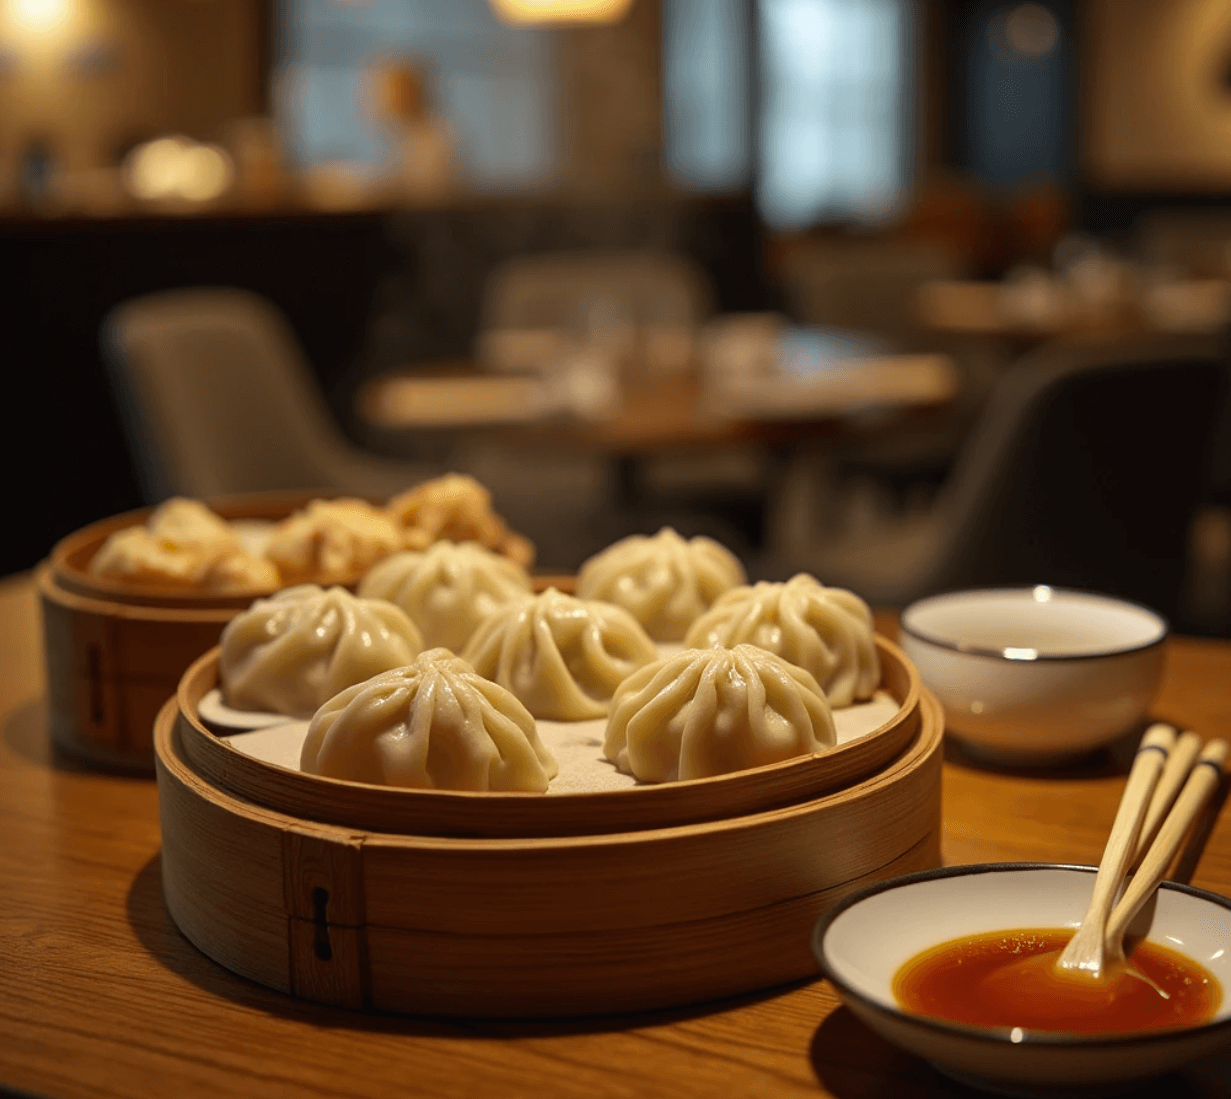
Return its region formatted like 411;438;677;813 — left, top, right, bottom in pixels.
812;862;1231;1049
898;587;1169;662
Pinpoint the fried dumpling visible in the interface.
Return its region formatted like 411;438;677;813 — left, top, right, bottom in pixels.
576;527;746;641
683;574;879;707
90;514;276;592
265;498;402;585
300;649;558;792
386;473;535;568
604;643;836;783
146;497;241;554
461;588;657;720
219;584;423;717
358;540;532;652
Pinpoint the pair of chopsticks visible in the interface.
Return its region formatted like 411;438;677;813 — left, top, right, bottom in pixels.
1102;725;1229;951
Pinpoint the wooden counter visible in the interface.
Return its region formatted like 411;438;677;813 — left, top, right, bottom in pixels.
2;572;1231;1098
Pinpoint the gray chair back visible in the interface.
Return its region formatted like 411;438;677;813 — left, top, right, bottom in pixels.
925;334;1229;618
102;289;368;500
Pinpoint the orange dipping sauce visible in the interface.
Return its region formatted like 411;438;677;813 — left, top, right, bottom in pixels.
893;928;1222;1035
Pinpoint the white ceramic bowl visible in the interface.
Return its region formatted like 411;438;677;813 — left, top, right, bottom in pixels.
813;864;1231;1097
899;587;1167;763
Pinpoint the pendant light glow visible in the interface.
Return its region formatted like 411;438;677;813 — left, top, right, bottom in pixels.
488;0;634;26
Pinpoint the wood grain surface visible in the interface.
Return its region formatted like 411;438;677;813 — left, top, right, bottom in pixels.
3;574;1231;1098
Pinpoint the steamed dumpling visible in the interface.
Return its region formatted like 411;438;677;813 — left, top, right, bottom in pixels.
265;498;403;584
605;644;837;783
300;649;558;791
576;527;746;641
683;574;879;707
358;541;532;652
219;585;423;717
461;588;657;720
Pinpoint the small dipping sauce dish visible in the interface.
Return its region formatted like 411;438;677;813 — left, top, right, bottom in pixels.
812;864;1231;1096
899;587;1167;763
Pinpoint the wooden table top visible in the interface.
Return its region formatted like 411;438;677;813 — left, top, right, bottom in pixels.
357;356;958;458
4;570;1231;1098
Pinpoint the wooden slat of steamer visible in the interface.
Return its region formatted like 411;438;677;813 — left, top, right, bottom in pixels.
156;697;298;995
364;831;941;1017
39;564;232;768
154;688;943;1017
358;694;940;934
175;636;921;839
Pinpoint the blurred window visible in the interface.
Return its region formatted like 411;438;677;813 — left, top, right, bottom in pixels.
756;0;912;230
277;0;556;190
663;0;751;192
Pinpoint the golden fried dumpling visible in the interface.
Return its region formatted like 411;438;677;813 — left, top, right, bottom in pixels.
576;527;746;641
460;588;657;720
358;540;532;652
89;527;203;587
386;473;535;568
200;550;280;592
300;649;558;791
604;644;836;783
265;498;402;585
89;512;276;592
683;574;879;707
219;585;423;717
146;497;241;554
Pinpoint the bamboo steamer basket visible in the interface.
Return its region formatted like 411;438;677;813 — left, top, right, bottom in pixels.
155;638;943;1017
40;491;551;770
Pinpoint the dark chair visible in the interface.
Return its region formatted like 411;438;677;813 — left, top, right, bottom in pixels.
102;288;444;502
778;333;1230;623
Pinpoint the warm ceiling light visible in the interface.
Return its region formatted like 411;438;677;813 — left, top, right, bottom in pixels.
10;0;75;33
1003;3;1059;59
488;0;634;26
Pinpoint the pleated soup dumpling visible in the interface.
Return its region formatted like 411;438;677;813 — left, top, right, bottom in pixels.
358;540;532;653
576;527;746;642
683;574;880;708
461;588;658;721
605;644;837;783
219;585;423;718
301;650;558;792
265;498;403;585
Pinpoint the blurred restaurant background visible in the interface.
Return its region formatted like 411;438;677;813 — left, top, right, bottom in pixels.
5;0;1231;634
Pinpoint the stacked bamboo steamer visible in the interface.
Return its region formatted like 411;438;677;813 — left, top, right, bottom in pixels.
156;636;943;1018
40;491;561;771
39;492;316;770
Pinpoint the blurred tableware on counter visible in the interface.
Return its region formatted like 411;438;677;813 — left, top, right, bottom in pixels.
899;587;1167;764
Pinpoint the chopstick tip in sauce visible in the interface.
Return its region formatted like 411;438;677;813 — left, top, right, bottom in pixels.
893;928;1221;1035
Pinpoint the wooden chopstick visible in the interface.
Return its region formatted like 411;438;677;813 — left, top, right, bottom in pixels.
1131;729;1204;867
1057;723;1176;973
1105;737;1230;952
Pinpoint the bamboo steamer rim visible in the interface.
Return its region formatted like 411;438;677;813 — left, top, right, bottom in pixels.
157;685;943;854
175;633;923;839
51;490;353;609
51;489;543;610
37;558;239;625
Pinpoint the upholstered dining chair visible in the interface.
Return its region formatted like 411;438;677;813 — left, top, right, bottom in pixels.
102;288;444;503
772;333;1230;623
